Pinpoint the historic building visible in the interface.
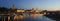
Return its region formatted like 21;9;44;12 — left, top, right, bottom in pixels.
16;9;25;13
10;4;16;13
9;4;40;14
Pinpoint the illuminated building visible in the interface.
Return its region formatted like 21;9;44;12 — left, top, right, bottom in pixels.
15;9;25;15
16;9;25;13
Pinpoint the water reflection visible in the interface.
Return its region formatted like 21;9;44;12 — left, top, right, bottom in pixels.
13;14;55;21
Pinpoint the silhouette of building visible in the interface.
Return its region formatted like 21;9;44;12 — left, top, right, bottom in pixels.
10;4;15;13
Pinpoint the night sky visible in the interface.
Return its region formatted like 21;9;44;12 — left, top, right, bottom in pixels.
0;0;60;10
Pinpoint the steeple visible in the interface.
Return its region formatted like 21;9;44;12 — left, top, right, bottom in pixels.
10;4;15;13
11;4;15;9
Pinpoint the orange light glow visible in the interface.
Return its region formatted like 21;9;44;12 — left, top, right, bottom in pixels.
35;14;39;16
19;15;24;19
17;10;25;12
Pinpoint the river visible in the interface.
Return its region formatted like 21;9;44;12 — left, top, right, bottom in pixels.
13;14;55;21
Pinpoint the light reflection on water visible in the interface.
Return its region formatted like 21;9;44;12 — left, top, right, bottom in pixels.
14;14;55;21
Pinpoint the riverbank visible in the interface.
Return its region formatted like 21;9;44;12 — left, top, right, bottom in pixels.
44;13;60;21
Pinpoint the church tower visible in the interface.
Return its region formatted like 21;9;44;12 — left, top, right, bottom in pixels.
10;4;15;13
11;4;15;10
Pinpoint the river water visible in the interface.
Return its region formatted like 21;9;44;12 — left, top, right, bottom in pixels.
13;14;55;21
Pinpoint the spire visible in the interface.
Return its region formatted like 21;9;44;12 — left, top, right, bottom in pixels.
12;4;14;7
11;4;15;9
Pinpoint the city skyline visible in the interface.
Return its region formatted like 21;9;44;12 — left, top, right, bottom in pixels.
0;0;60;10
